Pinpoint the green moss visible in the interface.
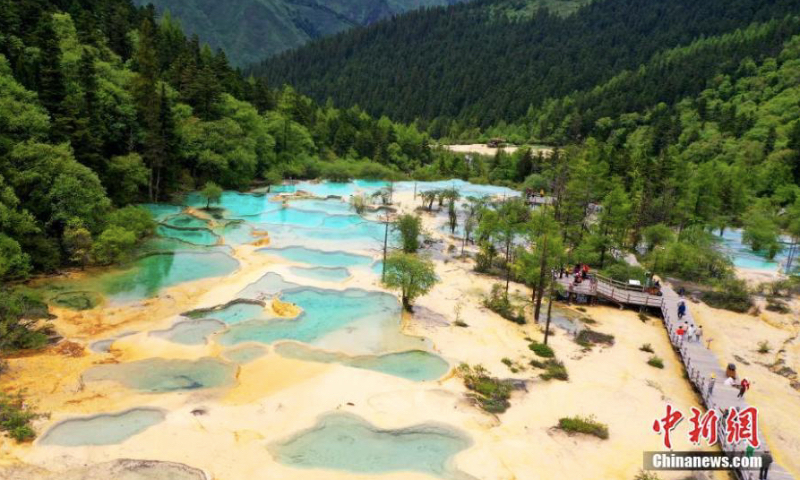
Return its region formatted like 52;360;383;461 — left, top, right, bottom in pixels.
457;364;512;414
558;415;609;439
647;356;664;369
0;392;43;442
539;359;568;381
528;341;555;358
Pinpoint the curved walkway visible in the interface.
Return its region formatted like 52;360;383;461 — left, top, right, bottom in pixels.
556;274;793;480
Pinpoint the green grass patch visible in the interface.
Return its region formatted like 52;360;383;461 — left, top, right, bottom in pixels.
539;359;569;381
702;279;753;313
0;392;43;442
528;341;555;358
575;329;615;347
639;343;654;353
457;364;512;414
647;356;664;369
557;415;609;439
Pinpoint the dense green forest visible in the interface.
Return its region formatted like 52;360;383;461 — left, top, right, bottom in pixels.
133;0;469;66
255;0;800;129
427;31;800;292
0;0;435;281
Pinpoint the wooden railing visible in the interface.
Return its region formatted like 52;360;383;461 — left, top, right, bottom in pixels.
559;273;664;308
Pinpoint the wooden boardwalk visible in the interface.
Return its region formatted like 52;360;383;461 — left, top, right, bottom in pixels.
556;274;794;480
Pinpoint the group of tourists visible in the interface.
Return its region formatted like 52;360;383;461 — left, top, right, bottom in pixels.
675;321;704;344
568;263;590;285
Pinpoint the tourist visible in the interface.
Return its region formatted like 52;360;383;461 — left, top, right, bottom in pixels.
724;375;737;388
676;325;685;339
677;301;686;319
581;264;589;280
696;325;704;344
678;286;686;296
760;450;773;479
738;378;750;398
687;325;695;342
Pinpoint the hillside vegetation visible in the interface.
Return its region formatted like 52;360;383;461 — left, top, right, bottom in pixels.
0;0;434;281
133;0;468;66
255;0;800;129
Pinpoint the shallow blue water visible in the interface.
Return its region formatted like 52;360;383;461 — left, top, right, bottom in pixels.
98;252;239;304
223;345;268;364
218;287;399;350
162;214;209;229
269;412;472;478
275;343;450;381
716;229;787;271
149;319;226;345
82;357;236;393
259;246;373;268
237;272;301;300
156;225;219;246
289;266;351;282
185;301;268;325
140;203;182;221
40;408;166;446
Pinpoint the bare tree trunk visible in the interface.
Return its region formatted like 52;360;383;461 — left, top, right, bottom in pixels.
544;279;554;345
533;233;549;322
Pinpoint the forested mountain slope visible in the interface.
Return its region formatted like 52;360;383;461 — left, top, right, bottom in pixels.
255;0;800;127
132;0;468;66
0;0;433;280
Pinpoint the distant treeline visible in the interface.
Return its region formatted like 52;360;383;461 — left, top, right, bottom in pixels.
254;0;800;133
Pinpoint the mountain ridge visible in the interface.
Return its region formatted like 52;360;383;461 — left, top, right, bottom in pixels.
133;0;467;66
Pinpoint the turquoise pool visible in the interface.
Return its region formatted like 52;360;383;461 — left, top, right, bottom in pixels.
40;408;166;446
82;357;236;393
269;412;472;479
274;343;450;381
184;300;268;325
288;266;351;282
258;246;373;268
218;287;418;354
149;319;226;345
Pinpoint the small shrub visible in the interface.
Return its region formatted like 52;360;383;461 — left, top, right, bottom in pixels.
529;341;555;358
454;320;468;327
638;312;649;322
557;415;609;439
484;284;525;324
647;356;664;369
540;360;569;381
530;359;547;369
0;392;42;442
350;194;368;215
580;316;597;325
639;343;654;353
765;298;790;313
575;329;615;347
501;358;513;367
456;364;512;414
447;244;456;253
576;307;587;312
757;340;771;354
702;279;753;313
634;470;661;480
